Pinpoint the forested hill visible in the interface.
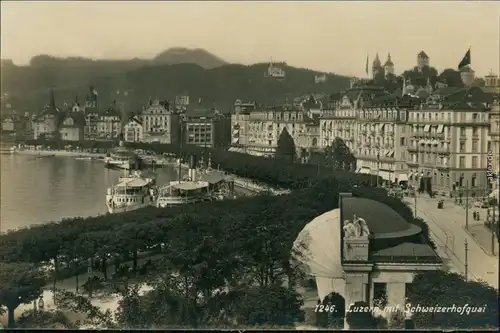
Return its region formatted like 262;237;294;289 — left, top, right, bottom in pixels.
1;55;351;113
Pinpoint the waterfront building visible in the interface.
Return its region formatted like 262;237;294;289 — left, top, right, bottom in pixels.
183;108;230;148
355;103;409;184
123;117;143;142
140;99;179;144
1;115;28;137
58;112;85;141
230;104;314;157
488;100;500;192
33;90;61;140
95;104;122;141
294;194;441;329
407;86;493;196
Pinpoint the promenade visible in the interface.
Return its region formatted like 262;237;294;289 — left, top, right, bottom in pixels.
404;196;498;289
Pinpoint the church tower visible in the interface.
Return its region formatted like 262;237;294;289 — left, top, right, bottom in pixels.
372;53;382;78
384;53;394;76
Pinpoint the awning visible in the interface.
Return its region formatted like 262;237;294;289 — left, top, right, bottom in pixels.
419;140;425;145
489;189;499;199
432;140;439;145
359;168;371;174
233;122;239;126
356;168;362;173
232;138;239;144
397;174;409;182
424;124;431;132
437;124;444;133
380;124;385;131
374;170;391;181
233;130;239;135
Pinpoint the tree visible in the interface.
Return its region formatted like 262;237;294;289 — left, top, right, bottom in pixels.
0;263;46;328
323;137;356;171
15;309;75;329
225;285;304;327
438;69;464;88
473;77;486;87
407;270;498;329
275;128;296;163
401;66;439;88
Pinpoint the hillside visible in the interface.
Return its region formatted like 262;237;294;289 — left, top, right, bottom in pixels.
1;52;350;113
152;47;227;69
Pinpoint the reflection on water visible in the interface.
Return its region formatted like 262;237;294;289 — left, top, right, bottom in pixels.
0;155;179;232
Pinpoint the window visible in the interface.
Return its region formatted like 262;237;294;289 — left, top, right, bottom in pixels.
472;127;478;137
472;141;478;151
460;142;466;152
487;141;492;151
373;283;388;308
460;127;466;137
459;156;465;168
472;113;478;120
400;137;406;145
472;156;478;168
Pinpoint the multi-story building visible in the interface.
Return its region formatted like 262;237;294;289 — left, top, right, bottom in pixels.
355;106;409;184
33;90;61;140
58;111;85;141
407;86;492;196
183;108;230;148
488;100;500;192
140;99;179;144
96;104;122;141
123;117;144;142
231;105;315;157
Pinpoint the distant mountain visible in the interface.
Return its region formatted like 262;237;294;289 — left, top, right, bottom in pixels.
0;51;350;113
152;47;228;69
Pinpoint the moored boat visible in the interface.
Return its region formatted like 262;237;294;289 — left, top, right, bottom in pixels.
105;170;157;214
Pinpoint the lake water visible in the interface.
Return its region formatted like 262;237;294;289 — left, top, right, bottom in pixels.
0;154;180;232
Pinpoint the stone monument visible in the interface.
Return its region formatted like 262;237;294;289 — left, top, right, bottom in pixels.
343;214;370;261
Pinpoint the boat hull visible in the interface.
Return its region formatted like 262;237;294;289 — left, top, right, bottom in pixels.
105;195;155;214
104;160;132;170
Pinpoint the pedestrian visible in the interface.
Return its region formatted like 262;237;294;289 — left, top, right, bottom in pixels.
473;212;477;220
477;211;480;221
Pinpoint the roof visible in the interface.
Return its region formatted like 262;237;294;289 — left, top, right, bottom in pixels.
371;242;441;263
184;108;216;118
116;178;149;187
418;50;429;59
171;181;209;190
442;86;493;110
302;96;322;110
341;197;422;239
58;111;85;127
432;87;461;97
199;170;232;184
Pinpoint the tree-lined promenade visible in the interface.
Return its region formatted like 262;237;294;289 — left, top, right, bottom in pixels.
1;140;498;329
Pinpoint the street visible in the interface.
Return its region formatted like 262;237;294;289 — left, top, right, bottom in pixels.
404;196;498;289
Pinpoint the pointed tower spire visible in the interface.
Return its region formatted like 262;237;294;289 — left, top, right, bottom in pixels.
75;95;79;106
402;76;407;96
49;88;56;109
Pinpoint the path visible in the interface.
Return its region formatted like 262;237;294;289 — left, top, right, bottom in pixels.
0;255;158;327
404;196;498;289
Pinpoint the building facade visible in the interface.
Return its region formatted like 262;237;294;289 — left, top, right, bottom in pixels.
124;117;144;142
183;108;229;148
140;99;179;144
407;87;492;195
488;100;500;191
96;105;122;141
231;105;315;157
33;91;61;140
59;112;84;141
356;107;409;184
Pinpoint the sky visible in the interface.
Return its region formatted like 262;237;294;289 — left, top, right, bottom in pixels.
1;1;499;78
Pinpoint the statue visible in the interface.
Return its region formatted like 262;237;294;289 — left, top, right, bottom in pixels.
343;215;370;238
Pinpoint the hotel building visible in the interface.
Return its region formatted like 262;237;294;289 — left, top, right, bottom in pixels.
407;86;492;196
